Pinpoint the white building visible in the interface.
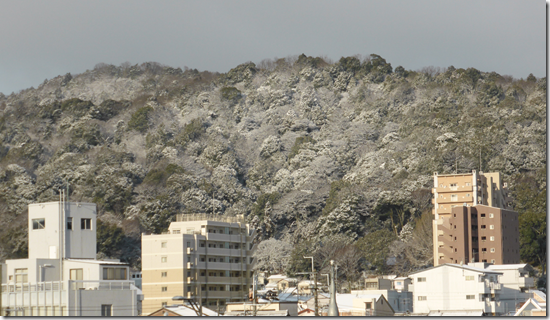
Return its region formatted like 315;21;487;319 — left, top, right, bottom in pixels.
409;263;504;315
352;275;413;313
482;263;535;313
1;201;141;316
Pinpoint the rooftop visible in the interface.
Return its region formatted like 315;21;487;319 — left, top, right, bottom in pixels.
175;213;245;224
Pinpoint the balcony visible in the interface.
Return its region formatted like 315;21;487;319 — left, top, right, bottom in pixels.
185;276;247;285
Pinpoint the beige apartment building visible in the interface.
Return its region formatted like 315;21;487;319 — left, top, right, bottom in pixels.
141;214;256;315
432;171;515;266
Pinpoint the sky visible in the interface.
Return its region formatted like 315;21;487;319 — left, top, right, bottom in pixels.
0;0;546;95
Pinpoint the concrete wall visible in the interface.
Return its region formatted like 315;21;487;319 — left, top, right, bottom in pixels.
28;202;97;261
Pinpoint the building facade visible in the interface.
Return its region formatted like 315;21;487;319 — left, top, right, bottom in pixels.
141;214;256;315
436;205;520;265
409;263;505;315
1;201;140;316
432;171;515;266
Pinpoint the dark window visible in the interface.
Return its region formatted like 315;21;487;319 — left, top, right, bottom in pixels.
81;218;91;230
67;217;73;230
103;267;127;280
32;218;45;230
101;304;112;316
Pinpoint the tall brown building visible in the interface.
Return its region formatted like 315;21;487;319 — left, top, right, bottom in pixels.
432;171;517;266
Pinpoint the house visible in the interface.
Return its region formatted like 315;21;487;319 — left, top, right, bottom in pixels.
147;304;219;316
483;263;535;313
353;275;413;313
409;263;504;315
297;308;316;316
297;279;322;295
322;293;394;316
1;201;141;316
514;298;546;316
141;213;256;314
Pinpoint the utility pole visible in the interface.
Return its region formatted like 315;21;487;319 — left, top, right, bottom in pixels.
299;256;318;316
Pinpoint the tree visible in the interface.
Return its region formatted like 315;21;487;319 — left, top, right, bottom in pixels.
252;238;293;275
356;229;397;274
519;209;546;274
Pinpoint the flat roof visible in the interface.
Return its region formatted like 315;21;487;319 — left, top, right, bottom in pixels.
408;263;503;276
486;264;528;270
65;259;128;265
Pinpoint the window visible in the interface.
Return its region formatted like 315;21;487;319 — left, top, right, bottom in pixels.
418;296;427;301
103;267;127;280
67;217;73;230
161;272;167;277
491;259;495;263
481;236;486;241
186;228;194;234
480;214;486;218
466;182;470;186
490;236;494;241
172;229;180;234
490;225;494;230
162;287;167;292
162;302;167;307
466;295;475;300
161;242;167;248
101;304;112;316
465;276;474;281
489;213;494;218
81;218;91;230
187;271;191;277
187;241;191;248
482;248;487;252
451;194;458;201
466;193;470;197
187;256;191;262
490;248;495;253
32;218;45;230
15;268;28;283
161;256;167;263
417;277;426;282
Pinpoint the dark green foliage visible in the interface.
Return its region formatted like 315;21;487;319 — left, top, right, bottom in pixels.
394;66;409;78
295;54;329;69
338;56;361;74
60;98;95;117
70;123;101;146
175;118;205;145
96;220;125;258
519;209;546;271
93;99;131;121
220;87;242;101
322;179;352;215
526;73;537;82
223;62;257;85
251;192;281;218
356;229;397;274
143;163;186;187
285;239;316;276
288;136;316;159
128;106;154;133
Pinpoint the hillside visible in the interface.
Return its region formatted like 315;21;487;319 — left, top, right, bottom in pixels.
0;55;546;278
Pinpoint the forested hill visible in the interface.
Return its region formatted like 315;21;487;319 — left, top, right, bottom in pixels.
0;55;546;278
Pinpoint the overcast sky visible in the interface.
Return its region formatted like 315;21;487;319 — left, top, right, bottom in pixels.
0;0;546;95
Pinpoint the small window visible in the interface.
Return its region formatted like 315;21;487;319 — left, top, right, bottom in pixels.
187;241;191;248
103;267;127;280
418;296;427;301
480;214;486;218
466;182;471;186
490;236;494;241
161;242;167;248
490;248;495;253
491;259;495;263
417;277;426;282
81;218;91;230
186;228;194;234
172;229;181;234
161;272;167;277
466;193;470;197
466;295;475;300
465;276;474;281
451;194;458;201
480;225;486;229
481;236;486;241
162;287;167;292
67;217;73;230
33;218;45;230
162;302;167;307
161;256;167;263
482;248;487;252
489;213;494;218
101;304;112;316
490;225;494;230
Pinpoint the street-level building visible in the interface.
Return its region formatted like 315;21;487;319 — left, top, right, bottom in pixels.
409;263;505;315
141;214;256;315
432;171;515;266
1;201;141;316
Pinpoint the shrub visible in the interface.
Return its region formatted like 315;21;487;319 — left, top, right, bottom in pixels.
220;87;242;101
142;163;186;187
60;98;94;117
128;106;154;133
176;118;204;145
288;136;316;159
94;99;131;121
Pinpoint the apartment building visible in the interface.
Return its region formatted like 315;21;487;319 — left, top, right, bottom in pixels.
141;213;256;315
1;201;140;316
409;263;505;315
432;171;515;266
436;205;520;265
353;276;413;313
